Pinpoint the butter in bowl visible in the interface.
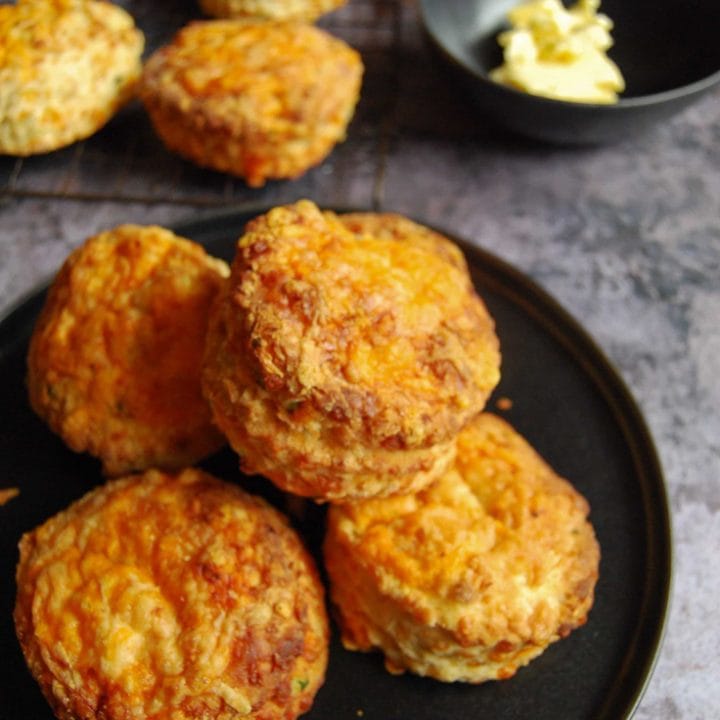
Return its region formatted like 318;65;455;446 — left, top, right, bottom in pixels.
419;0;720;144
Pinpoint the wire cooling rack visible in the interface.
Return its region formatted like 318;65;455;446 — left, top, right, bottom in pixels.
0;0;413;208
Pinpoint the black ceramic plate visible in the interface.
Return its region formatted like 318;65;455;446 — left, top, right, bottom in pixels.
0;209;671;720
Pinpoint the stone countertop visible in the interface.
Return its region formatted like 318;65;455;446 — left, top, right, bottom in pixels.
1;1;718;718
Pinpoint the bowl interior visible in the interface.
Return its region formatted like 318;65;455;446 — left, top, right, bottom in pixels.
424;0;720;99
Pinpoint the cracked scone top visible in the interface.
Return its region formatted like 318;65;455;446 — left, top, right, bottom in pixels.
14;468;329;720
0;0;144;156
202;201;501;502
324;413;600;683
139;19;362;187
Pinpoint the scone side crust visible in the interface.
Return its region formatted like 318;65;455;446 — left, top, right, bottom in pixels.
203;276;459;500
324;525;550;683
14;468;329;720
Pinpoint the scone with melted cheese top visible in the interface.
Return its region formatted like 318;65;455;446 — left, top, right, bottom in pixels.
202;200;501;502
14;468;329;720
139;19;362;187
324;413;600;682
27;224;229;476
0;0;143;156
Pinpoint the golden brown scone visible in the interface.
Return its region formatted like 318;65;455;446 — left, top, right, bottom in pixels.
202;200;501;502
139;20;362;187
324;413;600;683
27;224;230;476
198;0;346;22
0;0;144;156
15;468;329;720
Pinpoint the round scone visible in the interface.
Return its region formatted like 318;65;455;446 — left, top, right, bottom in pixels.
0;0;144;156
14;468;329;720
198;0;346;22
202;200;501;502
139;20;363;187
27;224;230;476
324;413;600;683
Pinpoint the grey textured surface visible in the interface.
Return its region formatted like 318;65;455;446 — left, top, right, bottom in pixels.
1;1;718;718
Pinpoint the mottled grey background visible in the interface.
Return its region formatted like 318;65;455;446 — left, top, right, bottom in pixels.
1;1;718;718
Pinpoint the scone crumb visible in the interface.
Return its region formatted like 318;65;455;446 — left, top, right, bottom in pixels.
0;487;19;506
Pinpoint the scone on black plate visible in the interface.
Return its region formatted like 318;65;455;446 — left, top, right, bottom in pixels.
15;468;329;720
27;224;229;476
324;413;600;683
0;0;143;156
139;19;362;187
202;200;501;503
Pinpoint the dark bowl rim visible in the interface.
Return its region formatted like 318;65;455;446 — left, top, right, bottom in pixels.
418;0;720;110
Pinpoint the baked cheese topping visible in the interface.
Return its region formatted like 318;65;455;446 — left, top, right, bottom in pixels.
0;0;144;154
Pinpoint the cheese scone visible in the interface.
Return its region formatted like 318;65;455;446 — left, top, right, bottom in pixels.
139;19;362;187
0;0;144;156
27;225;229;476
324;413;600;682
15;468;329;720
202;200;501;502
199;0;346;22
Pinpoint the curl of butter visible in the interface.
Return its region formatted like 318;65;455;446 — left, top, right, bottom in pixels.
490;0;625;104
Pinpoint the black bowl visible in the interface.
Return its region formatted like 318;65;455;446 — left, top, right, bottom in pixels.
419;0;720;144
